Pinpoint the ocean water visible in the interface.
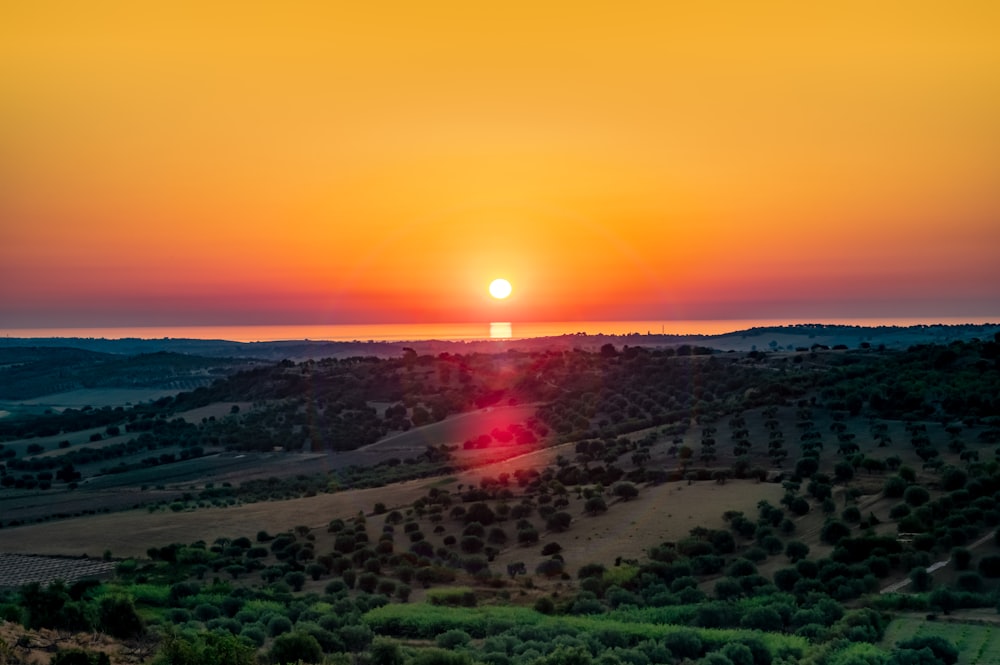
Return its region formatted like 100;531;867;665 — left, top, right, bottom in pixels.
2;317;996;343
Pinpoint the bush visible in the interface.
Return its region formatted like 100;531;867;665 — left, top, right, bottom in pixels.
240;624;267;647
613;483;639;501
740;606;783;631
358;572;380;593
979;555;1000;578
903;485;931;507
541;542;562;556
956;571;984;592
785;540;810;562
821;520;851;545
952;547;973;570
884;476;907;498
269;632;323;665
585;496;608;514
517;527;539;545
534;596;555;614
895;636;959;665
889;503;911;519
546;512;572;532
909;567;932;592
487;527;508;545
98;595;143;638
427;588;477;607
370;637;405;665
662;631;702;660
267;614;293;636
536;558;566;578
436;629;472;649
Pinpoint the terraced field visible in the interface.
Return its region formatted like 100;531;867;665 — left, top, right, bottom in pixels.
0;553;116;589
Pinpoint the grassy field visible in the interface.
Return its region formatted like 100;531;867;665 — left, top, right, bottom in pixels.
882;616;1000;665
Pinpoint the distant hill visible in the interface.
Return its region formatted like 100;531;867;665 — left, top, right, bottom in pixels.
1;322;997;361
0;347;258;400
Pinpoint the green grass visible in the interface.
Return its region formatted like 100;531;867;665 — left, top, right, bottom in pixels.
364;603;808;660
883;617;1000;665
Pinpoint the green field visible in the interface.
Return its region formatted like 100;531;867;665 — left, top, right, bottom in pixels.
882;616;1000;665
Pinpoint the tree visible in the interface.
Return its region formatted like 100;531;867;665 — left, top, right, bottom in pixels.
536;558;566;578
370;638;405;665
895;637;959;665
785;540;810;562
584;496;607;515
269;632;323;665
547;511;572;532
834;460;855;484
506;562;527;579
910;566;932;592
952;547;973;570
517;526;539;545
284;571;306;591
613;482;639;501
820;520;850;545
98;595;143;639
903;485;931;507
740;606;783;631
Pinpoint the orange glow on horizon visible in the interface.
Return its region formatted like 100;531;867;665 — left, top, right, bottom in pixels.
2;2;999;327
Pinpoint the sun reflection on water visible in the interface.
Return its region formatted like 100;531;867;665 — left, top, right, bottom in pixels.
489;322;512;339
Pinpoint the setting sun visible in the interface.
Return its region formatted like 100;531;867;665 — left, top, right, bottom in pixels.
489;279;512;300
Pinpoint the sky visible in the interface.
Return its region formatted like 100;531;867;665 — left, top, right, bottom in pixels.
2;2;999;328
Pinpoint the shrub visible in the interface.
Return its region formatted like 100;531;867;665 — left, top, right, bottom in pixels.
821;520;851;545
547;512;572;532
903;485;930;507
267;614;293;636
98;595;143;639
613;483;639;501
370;637;405;665
979;555;1000;577
517;527;539;545
436;629;472;649
269;632;322;665
536;558;565;578
487;527;508;545
895;636;959;665
952;547;972;570
956;571;983;592
240;624;267;647
785;540;809;562
585;496;608;514
427;588;477;607
578;562;606;579
909;567;932;592
662;631;702;660
358;572;379;593
541;542;562;556
740;606;783;631
842;506;861;523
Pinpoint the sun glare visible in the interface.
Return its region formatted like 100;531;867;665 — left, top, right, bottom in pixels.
489;278;512;299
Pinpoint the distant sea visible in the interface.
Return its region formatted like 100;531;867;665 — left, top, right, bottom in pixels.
3;317;997;343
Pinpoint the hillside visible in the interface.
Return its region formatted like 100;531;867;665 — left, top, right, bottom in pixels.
0;334;998;665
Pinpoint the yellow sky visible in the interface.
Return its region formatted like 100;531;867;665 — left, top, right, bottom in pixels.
2;2;999;326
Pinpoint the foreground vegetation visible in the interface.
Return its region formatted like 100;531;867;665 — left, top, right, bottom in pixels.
1;330;999;664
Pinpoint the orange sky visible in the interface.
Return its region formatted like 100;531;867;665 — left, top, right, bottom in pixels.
2;2;999;327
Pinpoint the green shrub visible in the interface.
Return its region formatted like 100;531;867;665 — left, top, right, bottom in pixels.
269;632;322;665
436;629;472;649
428;588;477;607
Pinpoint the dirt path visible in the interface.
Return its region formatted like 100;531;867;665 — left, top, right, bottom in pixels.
880;529;997;594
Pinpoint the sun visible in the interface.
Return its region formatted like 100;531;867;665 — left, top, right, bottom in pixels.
489;278;512;299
